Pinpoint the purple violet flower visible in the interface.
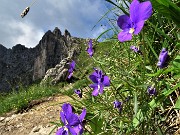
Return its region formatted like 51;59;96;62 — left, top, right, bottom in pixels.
157;48;168;68
117;0;152;42
147;86;156;96
89;68;110;96
130;46;142;54
74;89;82;98
56;103;86;135
114;100;122;112
68;61;76;79
87;39;94;57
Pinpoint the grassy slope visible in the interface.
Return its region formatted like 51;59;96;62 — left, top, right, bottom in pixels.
0;40;112;115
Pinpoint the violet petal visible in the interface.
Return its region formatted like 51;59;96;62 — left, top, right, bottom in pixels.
157;48;168;68
60;111;66;125
68;72;73;79
117;15;132;30
56;127;68;135
102;76;110;86
62;103;73;115
66;113;80;126
90;84;99;96
134;20;145;35
89;73;98;83
118;30;132;42
79;108;86;122
130;0;152;23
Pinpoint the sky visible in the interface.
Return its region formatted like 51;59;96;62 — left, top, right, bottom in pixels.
0;0;119;48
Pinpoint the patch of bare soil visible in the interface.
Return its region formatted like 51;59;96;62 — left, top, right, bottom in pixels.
0;94;71;135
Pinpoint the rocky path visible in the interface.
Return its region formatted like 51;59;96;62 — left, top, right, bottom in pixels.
0;94;71;135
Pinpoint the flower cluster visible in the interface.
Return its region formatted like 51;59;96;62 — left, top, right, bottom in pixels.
56;103;86;135
89;68;110;96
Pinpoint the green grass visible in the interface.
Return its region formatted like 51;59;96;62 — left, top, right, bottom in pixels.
0;84;60;115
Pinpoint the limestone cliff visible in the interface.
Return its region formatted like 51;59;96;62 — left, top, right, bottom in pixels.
0;27;85;92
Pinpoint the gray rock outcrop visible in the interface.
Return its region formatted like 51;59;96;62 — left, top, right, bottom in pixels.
0;27;85;92
42;57;70;85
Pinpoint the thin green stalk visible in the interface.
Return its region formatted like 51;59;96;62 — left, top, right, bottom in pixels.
148;21;173;43
141;30;146;82
110;81;124;100
144;35;158;59
105;0;129;15
71;60;92;92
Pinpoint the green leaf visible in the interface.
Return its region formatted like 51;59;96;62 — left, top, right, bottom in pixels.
146;69;163;77
149;82;180;109
157;126;164;135
146;67;174;77
173;55;180;68
134;92;138;115
145;66;153;71
133;109;143;127
89;115;103;134
92;96;95;103
174;96;180;110
163;82;180;96
151;0;180;27
149;97;161;109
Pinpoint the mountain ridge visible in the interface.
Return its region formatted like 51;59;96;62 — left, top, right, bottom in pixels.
0;27;86;92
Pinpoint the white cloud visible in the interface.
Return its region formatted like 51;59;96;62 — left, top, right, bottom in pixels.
45;0;106;37
8;21;44;48
0;0;112;48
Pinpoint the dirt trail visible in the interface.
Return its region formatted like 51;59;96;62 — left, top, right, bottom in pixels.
0;94;71;135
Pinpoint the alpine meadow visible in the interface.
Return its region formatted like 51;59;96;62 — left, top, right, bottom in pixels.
0;0;180;135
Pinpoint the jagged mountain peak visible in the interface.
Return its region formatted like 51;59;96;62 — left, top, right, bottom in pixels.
53;27;62;37
43;27;71;38
0;27;85;92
